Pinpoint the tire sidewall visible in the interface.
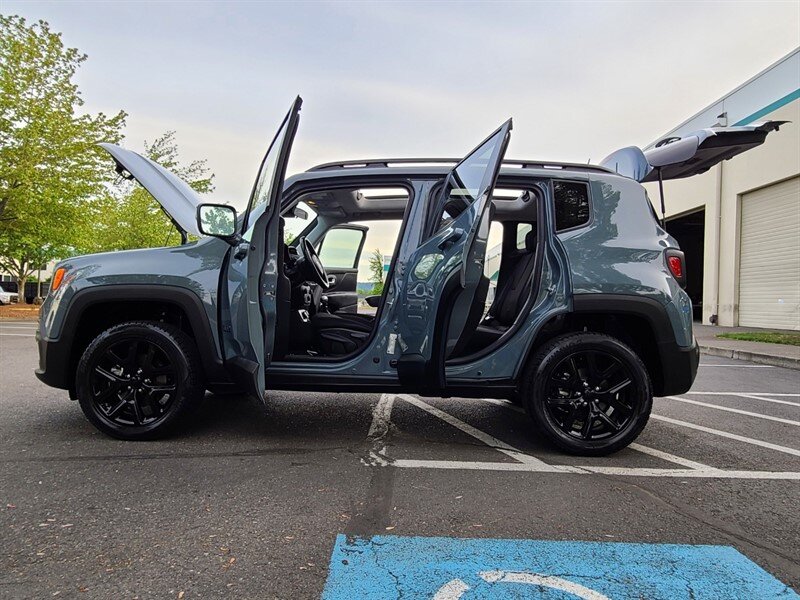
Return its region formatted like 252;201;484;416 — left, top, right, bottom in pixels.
525;333;653;455
76;322;197;440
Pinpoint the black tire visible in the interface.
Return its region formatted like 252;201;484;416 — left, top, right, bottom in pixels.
521;332;652;456
76;321;203;440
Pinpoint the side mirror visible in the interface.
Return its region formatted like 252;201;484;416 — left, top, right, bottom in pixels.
197;204;237;240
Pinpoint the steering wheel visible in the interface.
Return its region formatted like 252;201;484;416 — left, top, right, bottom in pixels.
299;236;331;289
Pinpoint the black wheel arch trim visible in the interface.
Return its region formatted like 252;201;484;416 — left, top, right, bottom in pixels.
572;294;675;342
35;284;228;390
570;293;698;396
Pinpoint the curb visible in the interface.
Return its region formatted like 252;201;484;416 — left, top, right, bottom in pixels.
699;344;800;370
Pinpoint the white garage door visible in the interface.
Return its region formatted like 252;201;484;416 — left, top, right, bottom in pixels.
739;176;800;330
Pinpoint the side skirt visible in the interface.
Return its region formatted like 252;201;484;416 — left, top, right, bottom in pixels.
265;371;517;399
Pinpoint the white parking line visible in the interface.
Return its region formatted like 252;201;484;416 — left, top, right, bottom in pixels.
480;397;526;414
380;456;800;479
365;394;800;479
627;443;719;471
732;393;800;407
663;396;800;426
686;392;800;406
698;364;774;368
687;392;800;397
399;394;557;470
0;333;35;337
651;414;800;457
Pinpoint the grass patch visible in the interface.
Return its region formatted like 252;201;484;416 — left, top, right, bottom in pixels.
717;332;800;346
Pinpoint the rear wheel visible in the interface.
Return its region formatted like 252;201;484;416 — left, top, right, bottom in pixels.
76;321;203;440
522;332;652;456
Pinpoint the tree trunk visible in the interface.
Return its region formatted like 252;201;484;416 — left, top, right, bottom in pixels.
17;276;27;303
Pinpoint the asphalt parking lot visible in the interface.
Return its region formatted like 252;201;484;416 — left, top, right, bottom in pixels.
1;319;799;599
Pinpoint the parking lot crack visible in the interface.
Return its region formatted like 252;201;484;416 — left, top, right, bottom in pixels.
607;476;800;570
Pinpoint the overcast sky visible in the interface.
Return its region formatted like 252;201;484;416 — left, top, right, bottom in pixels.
5;0;800;209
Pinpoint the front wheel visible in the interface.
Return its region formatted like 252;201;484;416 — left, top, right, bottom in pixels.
522;332;652;456
76;321;203;440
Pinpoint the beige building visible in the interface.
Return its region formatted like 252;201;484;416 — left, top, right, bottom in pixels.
645;49;800;330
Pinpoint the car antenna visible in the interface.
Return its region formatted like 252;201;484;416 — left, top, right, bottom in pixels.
656;167;667;229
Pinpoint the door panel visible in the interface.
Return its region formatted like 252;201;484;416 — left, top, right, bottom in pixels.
395;120;512;388
225;96;302;401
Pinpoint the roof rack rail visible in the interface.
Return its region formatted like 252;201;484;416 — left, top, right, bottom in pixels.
307;157;612;174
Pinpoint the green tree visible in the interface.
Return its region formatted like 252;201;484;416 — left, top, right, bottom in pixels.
0;16;126;293
368;248;384;296
88;130;214;252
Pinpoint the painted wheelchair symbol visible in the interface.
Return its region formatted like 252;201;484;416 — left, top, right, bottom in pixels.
433;570;610;600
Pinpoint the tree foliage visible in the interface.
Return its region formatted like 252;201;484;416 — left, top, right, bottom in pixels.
0;16;126;290
368;248;384;296
86;131;214;252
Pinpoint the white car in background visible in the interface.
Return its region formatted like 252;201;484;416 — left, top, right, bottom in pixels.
0;288;19;305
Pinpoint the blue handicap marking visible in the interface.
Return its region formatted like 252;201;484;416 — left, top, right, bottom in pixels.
323;535;798;599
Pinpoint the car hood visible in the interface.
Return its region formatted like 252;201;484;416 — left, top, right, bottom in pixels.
99;143;203;237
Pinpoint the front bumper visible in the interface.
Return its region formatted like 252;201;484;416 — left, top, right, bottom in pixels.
35;330;72;391
655;336;699;396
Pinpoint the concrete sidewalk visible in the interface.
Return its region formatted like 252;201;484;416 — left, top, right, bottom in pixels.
694;324;800;369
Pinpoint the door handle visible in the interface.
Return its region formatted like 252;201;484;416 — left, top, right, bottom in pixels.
438;227;464;250
327;274;337;286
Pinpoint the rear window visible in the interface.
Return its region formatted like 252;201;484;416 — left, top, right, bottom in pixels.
553;181;590;231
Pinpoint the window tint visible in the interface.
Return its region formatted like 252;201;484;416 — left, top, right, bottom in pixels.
318;228;364;269
553;181;590;231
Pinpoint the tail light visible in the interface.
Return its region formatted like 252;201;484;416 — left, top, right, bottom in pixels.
665;249;686;288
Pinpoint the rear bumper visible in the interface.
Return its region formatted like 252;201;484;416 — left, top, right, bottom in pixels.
655;337;699;396
34;331;72;390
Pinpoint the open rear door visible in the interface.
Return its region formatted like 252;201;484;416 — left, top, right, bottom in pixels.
395;120;512;389
601;121;786;182
224;97;302;402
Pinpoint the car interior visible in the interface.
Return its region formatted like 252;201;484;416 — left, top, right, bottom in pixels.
273;183;542;363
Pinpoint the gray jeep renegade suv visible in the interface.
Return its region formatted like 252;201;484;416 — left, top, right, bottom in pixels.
35;97;783;455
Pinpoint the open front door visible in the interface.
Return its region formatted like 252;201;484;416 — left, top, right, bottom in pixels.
225;97;302;402
395;119;512;389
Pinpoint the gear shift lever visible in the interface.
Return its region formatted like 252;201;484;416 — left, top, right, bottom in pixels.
320;295;330;313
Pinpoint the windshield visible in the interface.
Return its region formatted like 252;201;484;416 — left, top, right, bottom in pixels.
283;201;317;244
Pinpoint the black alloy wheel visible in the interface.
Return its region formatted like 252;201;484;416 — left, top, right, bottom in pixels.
544;349;635;441
76;321;203;440
523;332;652;456
89;337;178;427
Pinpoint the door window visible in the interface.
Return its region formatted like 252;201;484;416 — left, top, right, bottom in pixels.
318;228;365;269
243;97;302;232
429;126;510;236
